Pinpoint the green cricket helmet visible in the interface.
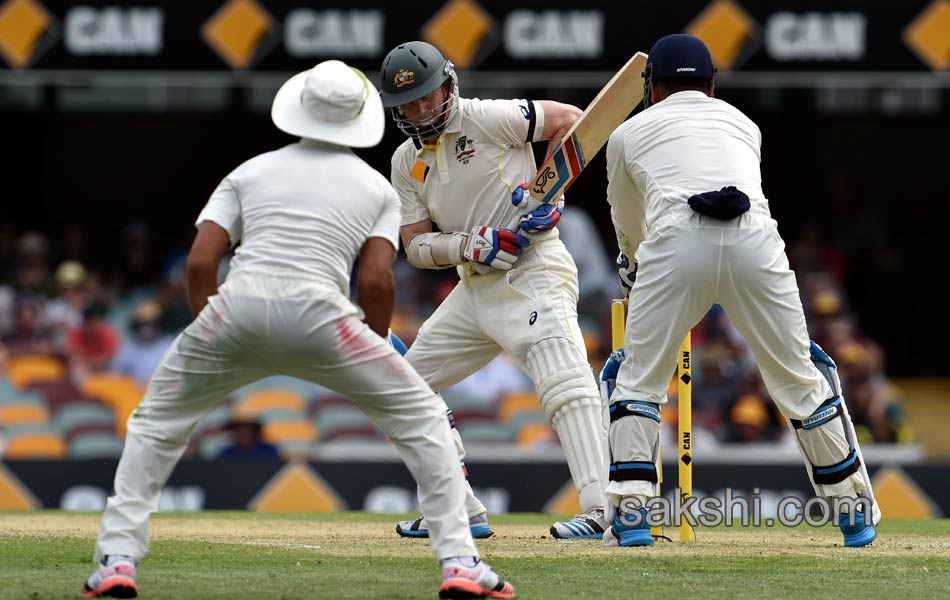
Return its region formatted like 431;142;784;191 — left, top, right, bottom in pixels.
379;41;459;142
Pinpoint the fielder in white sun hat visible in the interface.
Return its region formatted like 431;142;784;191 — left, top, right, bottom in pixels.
271;59;384;148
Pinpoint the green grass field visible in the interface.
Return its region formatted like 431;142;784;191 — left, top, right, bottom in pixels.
1;512;948;599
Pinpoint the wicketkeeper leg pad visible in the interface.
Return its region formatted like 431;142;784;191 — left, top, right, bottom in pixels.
526;337;607;514
787;342;880;524
604;399;661;507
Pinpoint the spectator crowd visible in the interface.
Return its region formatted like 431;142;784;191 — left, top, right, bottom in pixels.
0;216;914;459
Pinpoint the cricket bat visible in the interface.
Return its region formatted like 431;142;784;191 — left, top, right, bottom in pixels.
525;51;648;208
475;51;647;274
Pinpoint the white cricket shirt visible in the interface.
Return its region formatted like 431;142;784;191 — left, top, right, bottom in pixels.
606;90;768;258
196;139;401;294
390;97;549;234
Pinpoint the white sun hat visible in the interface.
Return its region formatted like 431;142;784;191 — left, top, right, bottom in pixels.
271;60;384;148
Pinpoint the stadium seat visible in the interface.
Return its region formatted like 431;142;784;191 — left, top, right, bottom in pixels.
309;394;355;415
27;380;84;411
66;422;118;440
5;355;65;388
81;374;140;407
69;433;125;459
255;409;307;424
315;406;378;442
0;403;50;427
499;392;540;422
0;377;19;401
52;403;115;439
262;420;318;445
516;422;557;446
80;374;142;436
1;423;55;437
444;394;498;424
0;389;44;406
4;432;68;459
275;439;312;460
239;389;305;414
509;410;548;435
457;421;515;444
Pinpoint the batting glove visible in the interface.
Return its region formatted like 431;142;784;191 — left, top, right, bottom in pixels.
599;348;626;400
463;226;530;271
617;252;638;298
511;184;563;234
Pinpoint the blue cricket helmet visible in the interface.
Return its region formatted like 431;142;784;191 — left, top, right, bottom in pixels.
642;34;716;107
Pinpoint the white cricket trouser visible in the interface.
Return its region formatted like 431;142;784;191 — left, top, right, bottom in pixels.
608;206;874;510
407;239;607;514
615;207;831;413
94;272;477;562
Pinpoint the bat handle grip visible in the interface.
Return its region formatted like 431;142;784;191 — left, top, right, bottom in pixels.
472;197;547;275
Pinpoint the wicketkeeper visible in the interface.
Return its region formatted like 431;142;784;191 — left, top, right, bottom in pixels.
601;34;880;547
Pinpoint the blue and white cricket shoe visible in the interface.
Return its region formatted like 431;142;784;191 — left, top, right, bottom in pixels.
603;507;654;547
550;509;607;540
839;510;877;547
396;512;494;539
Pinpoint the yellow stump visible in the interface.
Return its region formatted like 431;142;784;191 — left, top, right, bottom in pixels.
678;333;695;542
610;300;625;351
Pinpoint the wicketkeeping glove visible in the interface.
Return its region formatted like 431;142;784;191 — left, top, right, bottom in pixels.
617;252;638;298
511;184;562;234
599;348;626;401
463;226;530;271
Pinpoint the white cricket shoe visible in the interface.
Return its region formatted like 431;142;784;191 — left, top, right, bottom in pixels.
396;512;494;539
81;555;138;598
439;557;515;599
550;509;608;539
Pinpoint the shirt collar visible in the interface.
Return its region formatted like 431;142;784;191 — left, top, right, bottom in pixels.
665;90;710;101
299;138;351;153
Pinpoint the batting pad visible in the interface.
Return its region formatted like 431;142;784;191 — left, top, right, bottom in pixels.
526;337;607;513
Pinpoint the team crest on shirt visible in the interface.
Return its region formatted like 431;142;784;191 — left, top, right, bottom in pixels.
455;136;476;163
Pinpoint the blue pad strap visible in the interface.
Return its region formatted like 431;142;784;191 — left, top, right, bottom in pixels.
609;460;658;483
813;449;861;485
790;397;843;430
609;401;661;423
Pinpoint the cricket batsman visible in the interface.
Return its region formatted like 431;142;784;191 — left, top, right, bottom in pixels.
380;41;609;540
600;34;879;547
83;60;514;599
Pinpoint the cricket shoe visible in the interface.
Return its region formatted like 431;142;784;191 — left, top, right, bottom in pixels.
603;507;654;547
550;509;607;539
839;510;876;547
396;512;493;539
438;558;515;599
81;555;138;598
